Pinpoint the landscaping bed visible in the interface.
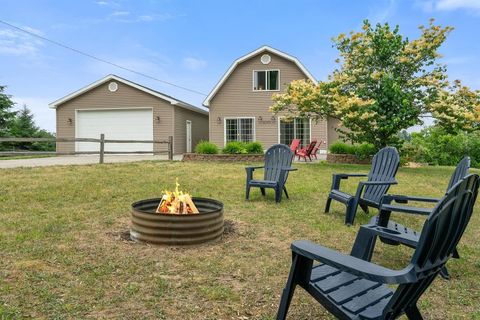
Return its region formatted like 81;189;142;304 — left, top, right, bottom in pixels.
183;153;264;162
0;162;478;319
326;153;371;164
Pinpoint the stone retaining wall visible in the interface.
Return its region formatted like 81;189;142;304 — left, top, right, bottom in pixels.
326;153;371;165
182;153;264;162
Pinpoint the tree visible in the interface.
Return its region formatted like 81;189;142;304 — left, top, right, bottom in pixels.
10;104;38;137
0;85;16;136
429;79;480;133
270;19;479;149
9;105;39;150
10;105;55;151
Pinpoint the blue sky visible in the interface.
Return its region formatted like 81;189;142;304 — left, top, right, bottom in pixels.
1;0;479;132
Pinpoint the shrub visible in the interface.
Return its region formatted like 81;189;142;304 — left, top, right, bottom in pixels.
400;126;479;167
354;143;376;160
329;142;355;155
222;141;247;154
245;141;263;154
194;140;219;154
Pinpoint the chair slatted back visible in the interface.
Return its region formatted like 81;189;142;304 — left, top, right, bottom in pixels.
264;144;294;183
384;174;479;319
290;139;300;153
303;140;317;155
363;147;400;204
447;156;470;191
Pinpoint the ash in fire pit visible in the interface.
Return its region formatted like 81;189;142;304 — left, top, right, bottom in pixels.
131;181;224;246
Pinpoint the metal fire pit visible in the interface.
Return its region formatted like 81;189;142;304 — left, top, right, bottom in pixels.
130;197;224;246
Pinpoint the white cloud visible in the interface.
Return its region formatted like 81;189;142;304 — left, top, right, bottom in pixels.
416;0;480;12
182;57;207;71
0;25;44;57
12;97;56;132
368;0;398;23
94;0;119;6
111;11;130;17
114;13;179;23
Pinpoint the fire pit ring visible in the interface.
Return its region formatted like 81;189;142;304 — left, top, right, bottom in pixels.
130;197;224;246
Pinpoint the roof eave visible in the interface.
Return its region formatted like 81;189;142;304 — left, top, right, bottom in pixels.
49;75;207;115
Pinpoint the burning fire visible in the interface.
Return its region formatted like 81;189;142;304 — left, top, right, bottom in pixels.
156;179;199;214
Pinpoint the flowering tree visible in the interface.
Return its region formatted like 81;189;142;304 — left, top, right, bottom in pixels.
271;20;480;148
430;80;480;133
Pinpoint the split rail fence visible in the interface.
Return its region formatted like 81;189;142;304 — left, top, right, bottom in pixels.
0;134;173;163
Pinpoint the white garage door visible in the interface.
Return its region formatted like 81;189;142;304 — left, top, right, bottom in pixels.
76;109;153;152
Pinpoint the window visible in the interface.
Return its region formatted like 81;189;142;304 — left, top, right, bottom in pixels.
253;70;279;91
225;118;255;143
279;118;311;147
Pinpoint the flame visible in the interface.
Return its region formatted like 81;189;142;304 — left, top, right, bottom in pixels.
156;178;199;214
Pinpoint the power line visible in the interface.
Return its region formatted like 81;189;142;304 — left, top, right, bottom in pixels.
0;20;208;96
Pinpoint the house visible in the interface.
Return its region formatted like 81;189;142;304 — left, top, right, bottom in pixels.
49;74;208;155
203;45;339;150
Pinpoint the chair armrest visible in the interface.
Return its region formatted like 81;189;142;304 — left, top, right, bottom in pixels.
281;167;297;171
330;173;368;191
246;166;264;183
335;173;368;179
291;240;416;284
379;203;432;216
245;166;264;171
359;180;398;186
386;194;440;204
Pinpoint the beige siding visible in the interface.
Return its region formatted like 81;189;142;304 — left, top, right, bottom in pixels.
173;107;209;154
327;117;342;145
209;50;327;149
55;81;174;154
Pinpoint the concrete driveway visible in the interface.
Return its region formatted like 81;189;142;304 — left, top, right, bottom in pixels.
0;154;182;169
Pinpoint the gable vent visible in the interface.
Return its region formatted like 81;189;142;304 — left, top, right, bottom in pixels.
108;81;118;92
261;54;271;64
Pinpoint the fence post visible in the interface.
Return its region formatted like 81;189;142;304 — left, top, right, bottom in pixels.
99;133;105;164
168;136;173;161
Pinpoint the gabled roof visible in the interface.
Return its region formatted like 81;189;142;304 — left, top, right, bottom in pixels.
49;74;208;115
202;45;317;107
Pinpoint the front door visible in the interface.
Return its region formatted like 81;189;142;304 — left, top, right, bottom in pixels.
186;120;192;153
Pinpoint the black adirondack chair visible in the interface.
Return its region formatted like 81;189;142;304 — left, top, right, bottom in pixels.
245;144;296;203
277;174;479;320
325;147;400;225
352;156;471;279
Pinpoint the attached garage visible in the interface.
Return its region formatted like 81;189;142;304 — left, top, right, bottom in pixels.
50;74;208;155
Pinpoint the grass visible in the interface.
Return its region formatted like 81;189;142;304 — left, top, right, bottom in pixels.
0;161;479;319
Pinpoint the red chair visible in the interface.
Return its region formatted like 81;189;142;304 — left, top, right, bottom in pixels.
296;140;317;161
311;140;325;160
289;139;301;155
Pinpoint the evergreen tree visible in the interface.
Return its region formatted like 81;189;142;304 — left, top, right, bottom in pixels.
10;105;39;138
0;85;16;136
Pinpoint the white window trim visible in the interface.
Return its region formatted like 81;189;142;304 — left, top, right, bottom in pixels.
277;116;312;145
223;117;256;146
252;69;280;92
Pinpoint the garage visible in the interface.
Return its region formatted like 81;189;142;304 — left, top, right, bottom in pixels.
76;108;153;152
50;74;209;155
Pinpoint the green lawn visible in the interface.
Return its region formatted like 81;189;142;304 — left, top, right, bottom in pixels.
0;161;479;319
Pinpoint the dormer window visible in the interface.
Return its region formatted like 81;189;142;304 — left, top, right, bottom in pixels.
253;70;279;91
